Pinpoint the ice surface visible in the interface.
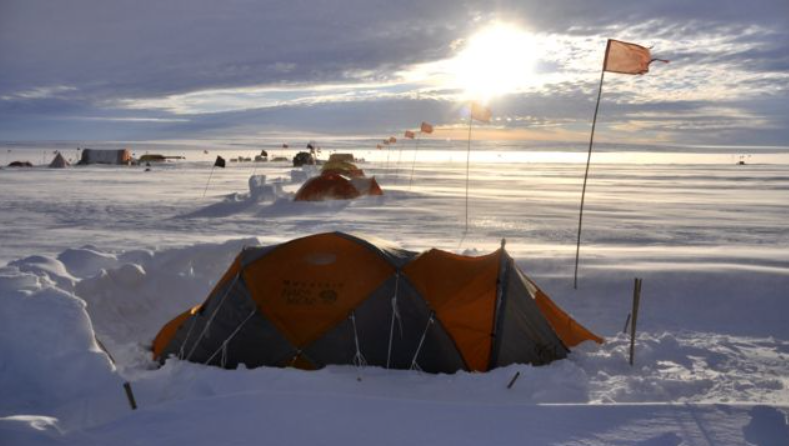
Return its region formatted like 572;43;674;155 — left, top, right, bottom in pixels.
1;143;787;444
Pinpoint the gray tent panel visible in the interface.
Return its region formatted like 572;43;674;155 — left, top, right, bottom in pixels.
492;258;569;366
159;276;296;368
303;274;467;373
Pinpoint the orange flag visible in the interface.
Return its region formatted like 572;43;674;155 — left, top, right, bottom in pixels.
389;136;397;144
604;39;668;75
470;102;492;123
376;144;383;149
420;122;434;134
404;130;416;139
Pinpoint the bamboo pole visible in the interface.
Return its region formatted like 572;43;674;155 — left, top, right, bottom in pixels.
628;277;642;366
408;134;421;190
203;165;216;198
574;46;610;290
464;114;473;233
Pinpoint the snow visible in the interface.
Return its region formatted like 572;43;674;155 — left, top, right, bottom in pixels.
1;141;788;444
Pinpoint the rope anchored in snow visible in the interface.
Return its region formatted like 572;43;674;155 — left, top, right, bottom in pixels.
410;311;435;372
185;273;241;362
386;272;402;369
203;306;258;367
350;311;367;368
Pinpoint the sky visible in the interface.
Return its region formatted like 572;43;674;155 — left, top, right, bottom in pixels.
1;0;788;147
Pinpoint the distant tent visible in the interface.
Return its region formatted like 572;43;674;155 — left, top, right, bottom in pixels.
153;232;602;372
350;177;383;196
328;153;354;163
49;152;70;168
321;159;365;178
294;173;361;201
78;148;132;165
8;161;33;168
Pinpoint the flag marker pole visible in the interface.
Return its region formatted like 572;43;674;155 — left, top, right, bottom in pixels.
203;165;216;198
384;145;392;180
408;134;421;190
465;113;473;233
574;46;609;290
394;142;403;185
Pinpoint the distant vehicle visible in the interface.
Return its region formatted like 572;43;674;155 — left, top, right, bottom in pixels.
138;154;185;163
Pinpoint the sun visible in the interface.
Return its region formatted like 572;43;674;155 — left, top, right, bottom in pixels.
451;23;540;102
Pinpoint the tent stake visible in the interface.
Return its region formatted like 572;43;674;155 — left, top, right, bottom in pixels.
628;278;642;366
123;382;137;410
506;371;521;389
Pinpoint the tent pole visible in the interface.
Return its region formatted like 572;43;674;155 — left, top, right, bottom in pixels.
203;165;216;198
408;134;421;190
573;68;606;289
465;114;473;233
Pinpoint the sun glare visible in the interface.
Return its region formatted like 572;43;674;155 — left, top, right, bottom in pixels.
451;23;540;102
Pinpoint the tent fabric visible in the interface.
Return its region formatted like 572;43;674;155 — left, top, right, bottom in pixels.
402;249;501;371
294;174;361;201
328;153;354;163
350;177;383;196
153;232;602;373
321;160;364;178
49;153;70;168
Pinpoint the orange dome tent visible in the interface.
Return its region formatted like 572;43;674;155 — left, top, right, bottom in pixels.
153;233;602;373
294;173;361;201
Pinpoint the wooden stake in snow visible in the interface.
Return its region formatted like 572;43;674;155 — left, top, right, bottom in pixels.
628;277;642;366
506;371;521;389
123;382;138;410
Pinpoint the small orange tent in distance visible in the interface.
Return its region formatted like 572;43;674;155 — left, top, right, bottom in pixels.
294;173;363;201
153;233;602;373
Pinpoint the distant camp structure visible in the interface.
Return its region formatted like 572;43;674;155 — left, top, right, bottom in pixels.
153;232;602;372
49;152;70;168
294;153;382;201
255;150;269;162
7;161;33;168
77;148;132;165
138;154;186;163
292;151;316;167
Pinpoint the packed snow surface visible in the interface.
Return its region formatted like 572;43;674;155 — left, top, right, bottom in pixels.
1;141;788;445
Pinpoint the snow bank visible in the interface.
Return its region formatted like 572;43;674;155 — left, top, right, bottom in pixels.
0;270;126;431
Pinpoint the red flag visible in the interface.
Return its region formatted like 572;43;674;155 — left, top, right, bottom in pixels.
604;39;668;75
404;130;416;139
389;136;397;144
420;122;433;134
470;102;492;123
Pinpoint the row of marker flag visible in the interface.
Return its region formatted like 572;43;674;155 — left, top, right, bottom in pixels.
202;38;666;291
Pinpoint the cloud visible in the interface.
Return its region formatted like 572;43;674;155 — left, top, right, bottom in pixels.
0;0;787;145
